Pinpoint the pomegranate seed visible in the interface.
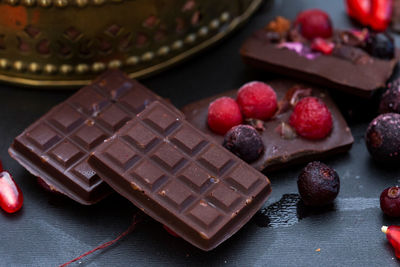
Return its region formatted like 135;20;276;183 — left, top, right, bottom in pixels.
370;0;393;31
382;225;400;258
311;38;335;55
345;0;392;31
346;0;371;25
0;171;23;213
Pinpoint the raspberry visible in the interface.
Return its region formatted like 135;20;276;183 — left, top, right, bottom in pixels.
207;97;243;135
311;38;335;55
289;97;333;139
237;81;277;120
295;9;333;40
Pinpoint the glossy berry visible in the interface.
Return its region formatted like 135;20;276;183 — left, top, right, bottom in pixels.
237;81;277;120
297;161;340;206
311;38;335;55
380;187;400;217
0;171;23;213
379;81;400;114
295;9;333;40
223;125;264;163
207;97;243;135
365;113;400;162
289;97;333;139
365;32;395;60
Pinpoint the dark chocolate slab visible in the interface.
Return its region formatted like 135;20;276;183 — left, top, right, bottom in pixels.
9;70;181;205
88;101;271;251
240;29;399;97
182;79;354;172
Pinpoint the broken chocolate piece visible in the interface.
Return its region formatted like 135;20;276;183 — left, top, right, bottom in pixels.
88;101;271;251
182;80;354;172
241;29;399;97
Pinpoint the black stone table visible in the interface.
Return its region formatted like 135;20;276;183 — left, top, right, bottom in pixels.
1;0;400;265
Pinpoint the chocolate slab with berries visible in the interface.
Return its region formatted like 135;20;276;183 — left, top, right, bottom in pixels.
240;18;399;98
8;70;181;205
181;79;354;172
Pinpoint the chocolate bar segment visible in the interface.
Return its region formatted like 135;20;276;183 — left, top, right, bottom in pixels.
88;101;271;251
9;70;181;205
182;80;354;172
240;29;399;97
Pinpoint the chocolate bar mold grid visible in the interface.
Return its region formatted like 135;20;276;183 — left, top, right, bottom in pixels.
90;101;271;250
11;70;173;204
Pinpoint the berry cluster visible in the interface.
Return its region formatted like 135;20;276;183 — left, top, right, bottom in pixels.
207;81;333;163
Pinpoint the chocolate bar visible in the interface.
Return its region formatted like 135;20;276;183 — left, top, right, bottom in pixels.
240;29;399;97
9;70;181;205
182;80;354;172
88;101;271;251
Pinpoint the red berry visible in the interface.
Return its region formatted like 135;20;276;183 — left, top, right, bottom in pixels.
289;97;333;139
237;81;277;120
0;160;2;172
346;0;371;26
163;225;180;238
311;38;335;54
370;0;392;31
295;9;333;40
0;171;23;213
207;97;243;135
380;186;400;217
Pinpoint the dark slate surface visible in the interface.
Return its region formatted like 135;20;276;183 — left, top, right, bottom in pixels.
1;0;400;266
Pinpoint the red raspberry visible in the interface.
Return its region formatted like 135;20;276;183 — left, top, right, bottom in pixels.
207;97;243;135
311;38;334;55
289;97;333;139
237;81;277;120
295;9;333;40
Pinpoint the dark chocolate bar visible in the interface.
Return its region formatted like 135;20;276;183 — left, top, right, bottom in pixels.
240;29;399;97
88;101;271;251
9;70;181;205
182;80;354;172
